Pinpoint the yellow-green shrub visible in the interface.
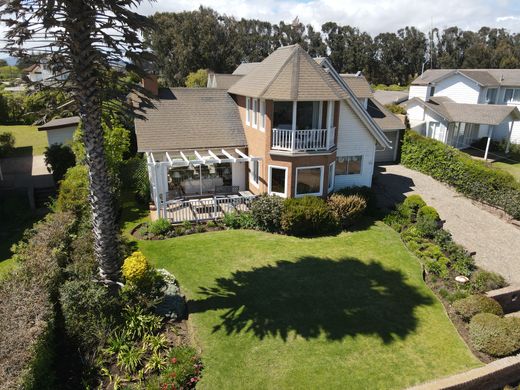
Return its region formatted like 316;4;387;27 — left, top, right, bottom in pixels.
122;251;150;284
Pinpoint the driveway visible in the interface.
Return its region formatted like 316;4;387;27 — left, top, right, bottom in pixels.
374;164;520;285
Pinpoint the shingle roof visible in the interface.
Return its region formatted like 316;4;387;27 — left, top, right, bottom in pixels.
366;99;405;131
373;90;409;105
38;116;80;131
340;74;373;98
134;88;246;152
232;62;260;75
411;69;520;87
207;73;243;90
228;44;348;100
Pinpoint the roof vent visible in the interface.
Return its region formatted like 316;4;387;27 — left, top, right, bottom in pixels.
355;71;362;77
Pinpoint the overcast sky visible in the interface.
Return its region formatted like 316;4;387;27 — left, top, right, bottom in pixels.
136;0;520;35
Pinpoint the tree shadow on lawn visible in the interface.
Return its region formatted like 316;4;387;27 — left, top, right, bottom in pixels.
189;257;434;343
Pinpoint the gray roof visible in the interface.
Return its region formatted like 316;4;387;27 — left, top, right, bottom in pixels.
367;99;405;131
38;116;80;131
412;68;520;87
134;88;246;152
340;74;373;98
207;73;243;90
232;62;260;75
373;90;409;105
406;96;520;125
228;44;348;100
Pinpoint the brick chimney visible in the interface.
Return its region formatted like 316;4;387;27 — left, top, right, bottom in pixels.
141;74;158;96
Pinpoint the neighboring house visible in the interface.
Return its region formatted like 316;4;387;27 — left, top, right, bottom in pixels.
405;69;520;156
23;59;68;84
135;45;391;219
373;90;409;106
38;116;80;146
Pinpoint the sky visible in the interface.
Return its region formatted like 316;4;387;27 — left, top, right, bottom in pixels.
136;0;520;35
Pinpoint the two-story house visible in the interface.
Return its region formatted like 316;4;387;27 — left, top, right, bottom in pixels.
134;44;392;220
405;69;520;157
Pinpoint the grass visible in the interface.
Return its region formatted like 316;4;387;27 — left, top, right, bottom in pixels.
0;124;47;156
137;224;481;389
493;160;520;182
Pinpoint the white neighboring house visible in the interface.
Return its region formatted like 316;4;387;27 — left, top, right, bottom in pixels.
23;59;68;84
405;69;520;157
38;116;80;146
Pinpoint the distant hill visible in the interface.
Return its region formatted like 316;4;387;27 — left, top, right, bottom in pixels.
0;56;17;66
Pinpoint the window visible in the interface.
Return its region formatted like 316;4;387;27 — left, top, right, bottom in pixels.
245;97;251;125
272;101;323;130
296;101;321;129
260;99;266;130
335;156;362;175
504;88;520;103
328;162;335;192
250;160;260;187
295;166;324;196
252;98;258;128
268;166;288;196
429;86;435;97
486;88;497;104
273;101;293;129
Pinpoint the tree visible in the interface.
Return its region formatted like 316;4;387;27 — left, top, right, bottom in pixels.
185;69;208;87
2;0;154;283
44;143;76;183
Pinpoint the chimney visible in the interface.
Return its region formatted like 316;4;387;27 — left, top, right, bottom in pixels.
141;74;158;96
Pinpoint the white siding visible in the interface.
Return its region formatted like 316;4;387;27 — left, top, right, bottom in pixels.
45;126;76;146
375;130;399;162
434;74;481;104
335;102;376;188
232;162;246;190
409;85;428;101
406;101;426;134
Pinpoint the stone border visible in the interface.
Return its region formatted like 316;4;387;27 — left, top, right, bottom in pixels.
408;354;520;390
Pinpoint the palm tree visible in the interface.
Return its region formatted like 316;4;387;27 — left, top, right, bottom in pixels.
1;0;154;283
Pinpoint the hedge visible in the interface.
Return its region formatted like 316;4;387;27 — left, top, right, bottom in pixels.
453;294;504;322
469;313;520;357
401;131;520;219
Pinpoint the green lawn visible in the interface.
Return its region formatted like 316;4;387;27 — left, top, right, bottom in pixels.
493;160;520;182
137;224;481;389
0;125;47;156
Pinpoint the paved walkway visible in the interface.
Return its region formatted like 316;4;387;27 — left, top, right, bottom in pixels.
374;164;520;285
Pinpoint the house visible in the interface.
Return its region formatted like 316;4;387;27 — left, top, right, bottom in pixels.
405;69;520;157
373;90;409;106
38;116;80;146
135;45;392;220
23;58;68;84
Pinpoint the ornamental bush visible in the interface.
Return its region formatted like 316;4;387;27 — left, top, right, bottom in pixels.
471;270;507;293
55;165;90;217
281;196;339;237
416;206;440;236
0;131;15;156
453;294;504;322
250;194;284;232
469;313;520;357
401;131;520;219
334;186;376;213
122;251;150;284
223;211;256;230
327;194;367;228
148;218;172;236
44;143;76;183
400;194;426;221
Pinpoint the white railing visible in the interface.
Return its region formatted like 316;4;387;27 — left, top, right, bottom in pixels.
271;128;334;152
165;195;256;224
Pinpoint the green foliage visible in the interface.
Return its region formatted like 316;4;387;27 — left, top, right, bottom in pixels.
0;90;71;125
416;206;440;236
334;186;376;213
148;218;172;236
401;131;520;219
401;194;426;221
372;84;409;91
117;344;146;374
469;313;520;357
55;165;89;217
250;194;284;232
44;143;76;182
120;155;150;203
146;346;202;389
122;306;163;342
281;196;339;237
385;104;406;114
471;270;507;293
185;68;208;87
453;294;504;322
383;210;409;232
223;211;256;230
0;65;20;80
327;193;367;228
0;131;15;156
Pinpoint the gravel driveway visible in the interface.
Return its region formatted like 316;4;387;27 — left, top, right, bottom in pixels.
374;164;520;285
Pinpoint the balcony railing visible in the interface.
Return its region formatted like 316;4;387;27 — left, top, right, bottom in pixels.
271;128;334;152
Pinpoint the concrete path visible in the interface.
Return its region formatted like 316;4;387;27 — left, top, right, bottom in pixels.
374;164;520;285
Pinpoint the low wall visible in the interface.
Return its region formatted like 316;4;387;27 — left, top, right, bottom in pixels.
486;285;520;314
409;354;520;390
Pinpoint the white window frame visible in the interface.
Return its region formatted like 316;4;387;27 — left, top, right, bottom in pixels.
328;162;335;193
268;165;288;197
252;98;258;128
336;156;363;176
245;97;251;125
259;99;266;131
249;160;260;188
294;165;324;197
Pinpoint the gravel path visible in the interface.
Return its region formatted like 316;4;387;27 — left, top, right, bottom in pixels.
374;164;520;285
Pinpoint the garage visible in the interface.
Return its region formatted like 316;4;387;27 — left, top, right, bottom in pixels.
375;130;401;162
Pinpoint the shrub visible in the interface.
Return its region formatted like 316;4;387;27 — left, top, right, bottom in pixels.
385;103;406;115
44;143;76;182
400;194;426;220
425;256;450;279
471;270;507;293
223;211;256;230
327;193;367;228
147;346;203;389
250;194;284;232
148;218;172;236
416;206;440;236
55;165;89;217
383;210;409;232
120;155;150;203
122;251;150;284
469;313;520;357
334;186;376;213
281;196;339;237
453;294;504;322
401;131;520;219
0;131;15;156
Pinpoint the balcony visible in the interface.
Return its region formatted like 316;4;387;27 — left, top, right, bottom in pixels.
271;127;335;152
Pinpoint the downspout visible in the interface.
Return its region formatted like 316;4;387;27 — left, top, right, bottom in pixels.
484;125;494;161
